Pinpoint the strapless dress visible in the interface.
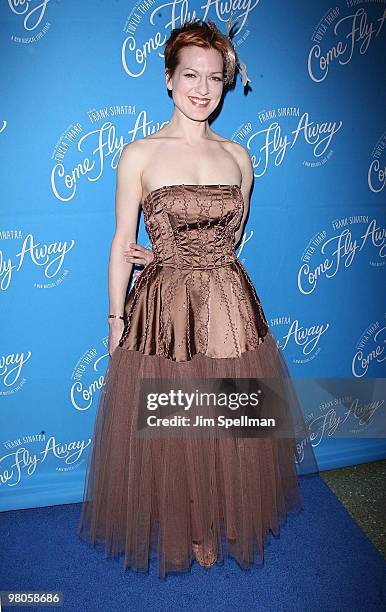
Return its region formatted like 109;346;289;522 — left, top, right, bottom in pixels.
77;184;318;579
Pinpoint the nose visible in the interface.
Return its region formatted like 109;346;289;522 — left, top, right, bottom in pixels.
194;76;210;96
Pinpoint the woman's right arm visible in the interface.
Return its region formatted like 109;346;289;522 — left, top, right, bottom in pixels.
108;141;144;357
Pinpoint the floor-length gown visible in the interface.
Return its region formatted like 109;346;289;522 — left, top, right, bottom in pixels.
77;183;318;579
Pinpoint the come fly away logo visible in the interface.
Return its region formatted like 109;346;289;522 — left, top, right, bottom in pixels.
0;432;91;489
368;130;386;194
298;215;385;295
70;337;110;412
50;107;165;203
308;4;386;82
0;350;32;396
0;230;74;291
352;315;386;378
121;0;259;79
307;1;386;83
7;0;55;45
233;110;342;177
269;316;330;365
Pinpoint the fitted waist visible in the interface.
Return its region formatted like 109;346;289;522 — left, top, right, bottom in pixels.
152;254;237;270
155;262;236;270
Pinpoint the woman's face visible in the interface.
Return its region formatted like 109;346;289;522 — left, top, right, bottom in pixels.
166;45;224;120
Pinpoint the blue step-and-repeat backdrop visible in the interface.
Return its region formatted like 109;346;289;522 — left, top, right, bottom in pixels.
1;1;385;511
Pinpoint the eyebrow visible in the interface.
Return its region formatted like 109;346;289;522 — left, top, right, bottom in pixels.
182;67;223;74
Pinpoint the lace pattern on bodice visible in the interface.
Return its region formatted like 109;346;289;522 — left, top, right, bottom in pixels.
119;184;269;362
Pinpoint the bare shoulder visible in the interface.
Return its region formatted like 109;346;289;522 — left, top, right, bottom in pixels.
121;135;162;172
119;138;157;194
228;141;252;170
114;141;149;212
119;138;149;168
214;133;250;165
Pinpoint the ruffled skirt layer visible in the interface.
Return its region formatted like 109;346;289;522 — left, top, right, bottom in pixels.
77;330;318;579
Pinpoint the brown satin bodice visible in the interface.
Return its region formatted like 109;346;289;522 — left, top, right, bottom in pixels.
119;184;269;362
142;183;242;269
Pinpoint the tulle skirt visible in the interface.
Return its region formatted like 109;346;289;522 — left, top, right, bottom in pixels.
77;330;318;579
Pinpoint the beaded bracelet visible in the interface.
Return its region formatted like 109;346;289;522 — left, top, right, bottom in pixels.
108;314;124;320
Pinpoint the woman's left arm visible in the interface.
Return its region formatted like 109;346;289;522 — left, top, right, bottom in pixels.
234;143;253;247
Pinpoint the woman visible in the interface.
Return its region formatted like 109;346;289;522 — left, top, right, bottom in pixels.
77;19;318;579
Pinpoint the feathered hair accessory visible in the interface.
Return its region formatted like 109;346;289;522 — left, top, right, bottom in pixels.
225;13;251;87
207;14;251;88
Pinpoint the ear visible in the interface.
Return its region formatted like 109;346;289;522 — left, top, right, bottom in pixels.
165;70;172;91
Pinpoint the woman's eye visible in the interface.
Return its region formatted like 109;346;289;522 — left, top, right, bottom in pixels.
184;74;223;81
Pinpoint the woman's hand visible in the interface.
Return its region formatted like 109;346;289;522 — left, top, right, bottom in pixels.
124;242;154;267
108;318;124;357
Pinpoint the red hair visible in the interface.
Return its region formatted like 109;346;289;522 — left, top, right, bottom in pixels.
164;19;238;88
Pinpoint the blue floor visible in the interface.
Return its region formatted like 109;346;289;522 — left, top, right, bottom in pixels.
1;475;385;611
